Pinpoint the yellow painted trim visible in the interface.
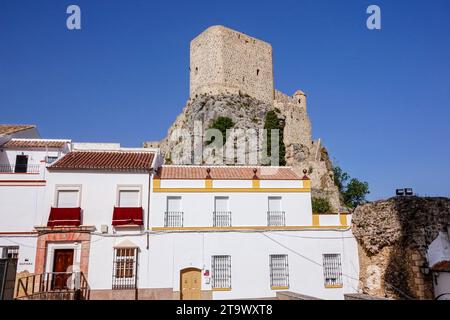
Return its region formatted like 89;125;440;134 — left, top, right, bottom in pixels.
151;225;349;232
205;179;213;188
212;288;231;292
153;179;161;189
302;180;311;188
153;187;310;193
252;179;260;188
339;214;347;226
324;284;343;289
312;214;320;227
271;286;289;290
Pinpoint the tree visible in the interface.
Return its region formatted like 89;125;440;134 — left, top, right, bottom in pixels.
207;116;234;146
344;178;370;208
333;165;369;208
264;110;286;166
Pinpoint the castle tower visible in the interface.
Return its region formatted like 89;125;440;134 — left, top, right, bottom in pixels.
189;25;274;104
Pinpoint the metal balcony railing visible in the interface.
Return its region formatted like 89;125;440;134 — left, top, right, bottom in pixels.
267;211;286;227
16;271;90;300
213;211;232;227
0;164;40;174
164;211;183;227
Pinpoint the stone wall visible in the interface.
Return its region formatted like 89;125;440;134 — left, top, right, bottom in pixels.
352;196;450;299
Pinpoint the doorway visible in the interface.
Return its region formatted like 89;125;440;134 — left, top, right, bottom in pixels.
14;155;28;173
180;268;201;300
52;249;74;290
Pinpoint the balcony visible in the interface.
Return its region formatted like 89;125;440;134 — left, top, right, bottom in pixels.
112;207;143;226
0;164;40;174
213;211;232;227
47;207;82;227
164;211;183;227
267;211;286;227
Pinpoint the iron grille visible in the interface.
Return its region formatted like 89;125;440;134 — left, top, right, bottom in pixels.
164;211;183;227
270;254;289;288
267;211;286;226
213;211;232;227
0;164;40;174
211;255;231;289
323;253;342;286
112;248;138;290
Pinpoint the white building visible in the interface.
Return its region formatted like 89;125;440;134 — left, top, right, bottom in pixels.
0;127;360;300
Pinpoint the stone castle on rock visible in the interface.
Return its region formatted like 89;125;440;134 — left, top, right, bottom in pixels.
145;25;341;210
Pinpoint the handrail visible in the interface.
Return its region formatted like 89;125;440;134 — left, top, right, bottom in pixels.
0;164;40;174
16;271;90;300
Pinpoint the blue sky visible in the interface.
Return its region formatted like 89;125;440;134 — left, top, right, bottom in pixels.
1;0;449;200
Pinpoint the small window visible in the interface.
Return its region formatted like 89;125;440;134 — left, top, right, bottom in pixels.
268;197;285;226
270;254;289;289
257;69;260;76
46;156;58;164
1;247;19;259
14;155;28;173
57;190;79;208
323;254;343;287
112;247;138;290
165;197;183;227
214;197;231;227
211;255;231;290
118;190;140;208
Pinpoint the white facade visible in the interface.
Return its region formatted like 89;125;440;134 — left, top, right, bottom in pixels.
0;136;361;300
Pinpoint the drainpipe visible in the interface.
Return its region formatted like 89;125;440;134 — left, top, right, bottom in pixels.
146;169;153;250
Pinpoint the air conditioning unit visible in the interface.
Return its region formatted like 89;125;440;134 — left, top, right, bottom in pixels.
101;225;109;234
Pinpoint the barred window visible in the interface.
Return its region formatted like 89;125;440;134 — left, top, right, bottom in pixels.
267;197;285;226
1;247;19;259
211;255;231;289
213;197;231;227
323;253;343;287
270;254;289;288
112;248;138;290
165;197;183;227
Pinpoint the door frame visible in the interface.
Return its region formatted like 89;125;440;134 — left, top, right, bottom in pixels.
45;243;81;274
180;267;202;300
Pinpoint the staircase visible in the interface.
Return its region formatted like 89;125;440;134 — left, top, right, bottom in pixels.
16;272;90;300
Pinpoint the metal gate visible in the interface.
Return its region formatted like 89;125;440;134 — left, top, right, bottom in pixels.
0;258;18;300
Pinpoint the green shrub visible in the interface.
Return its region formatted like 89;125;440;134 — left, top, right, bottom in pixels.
263;110;286;166
207;116;234;145
312;197;331;214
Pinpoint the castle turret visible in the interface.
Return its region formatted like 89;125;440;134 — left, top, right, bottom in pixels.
189;25;274;104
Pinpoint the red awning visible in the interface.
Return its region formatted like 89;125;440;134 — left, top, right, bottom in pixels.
112;207;143;226
47;207;82;227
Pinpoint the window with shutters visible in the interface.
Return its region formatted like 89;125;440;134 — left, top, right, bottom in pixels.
211;255;231;290
267;197;285;226
270;254;289;289
165;197;183;227
56;189;79;208
213;197;231;227
118;189;140;207
112;247;138;290
322;253;343;287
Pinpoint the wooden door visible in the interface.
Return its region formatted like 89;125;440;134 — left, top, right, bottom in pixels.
180;268;201;300
52;249;74;290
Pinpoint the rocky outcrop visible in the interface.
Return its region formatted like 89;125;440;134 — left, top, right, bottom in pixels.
144;90;341;211
352;197;450;299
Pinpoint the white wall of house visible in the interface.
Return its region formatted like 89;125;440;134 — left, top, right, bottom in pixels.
43;171;151;229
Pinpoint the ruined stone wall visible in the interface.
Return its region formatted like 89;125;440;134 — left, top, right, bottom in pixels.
190;26;274;105
352;197;450;299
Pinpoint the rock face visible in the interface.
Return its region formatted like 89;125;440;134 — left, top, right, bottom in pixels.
143;25;341;210
145;90;341;211
352;197;450;299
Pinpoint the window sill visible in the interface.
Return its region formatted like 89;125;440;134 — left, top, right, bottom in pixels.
271;286;289;290
324;284;343;289
212;288;232;292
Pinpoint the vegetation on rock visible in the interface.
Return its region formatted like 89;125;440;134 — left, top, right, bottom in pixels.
333;165;369;208
207;116;235;146
263;110;286;166
312;197;332;213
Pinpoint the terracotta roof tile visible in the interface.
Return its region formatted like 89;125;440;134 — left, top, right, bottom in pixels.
49;151;156;171
156;166;300;180
2;139;68;149
0;124;35;135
